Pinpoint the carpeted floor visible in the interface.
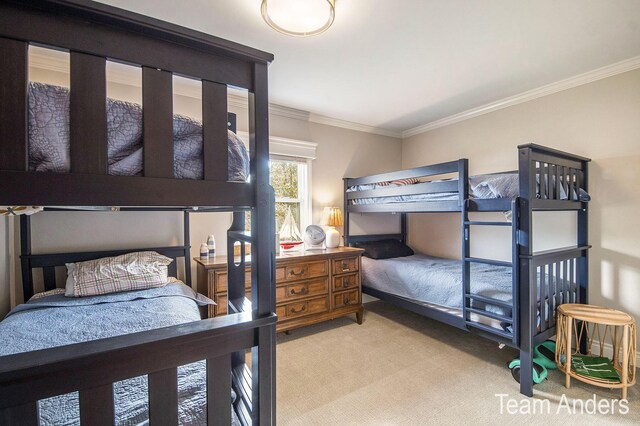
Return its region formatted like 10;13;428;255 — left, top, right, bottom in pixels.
276;301;639;425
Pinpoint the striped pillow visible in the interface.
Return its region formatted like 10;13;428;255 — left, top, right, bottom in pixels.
66;251;173;297
377;178;420;187
30;288;66;301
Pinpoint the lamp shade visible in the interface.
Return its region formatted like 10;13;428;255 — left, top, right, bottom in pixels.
261;0;335;37
321;206;343;227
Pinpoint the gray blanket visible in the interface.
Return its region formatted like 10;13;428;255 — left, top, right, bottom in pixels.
361;254;514;317
28;82;249;181
0;283;239;426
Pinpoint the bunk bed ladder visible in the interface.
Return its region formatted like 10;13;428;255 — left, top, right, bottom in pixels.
462;200;519;346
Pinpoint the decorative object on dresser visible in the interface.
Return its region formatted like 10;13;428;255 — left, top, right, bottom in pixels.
304;224;326;250
196;247;364;332
321;206;343;248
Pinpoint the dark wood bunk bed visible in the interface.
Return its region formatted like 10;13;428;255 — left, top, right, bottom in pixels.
343;144;590;397
0;0;275;424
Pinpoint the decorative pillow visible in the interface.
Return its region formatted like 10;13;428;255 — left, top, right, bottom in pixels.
65;251;173;297
353;239;414;260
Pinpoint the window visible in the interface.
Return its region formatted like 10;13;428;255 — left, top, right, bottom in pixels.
270;156;311;240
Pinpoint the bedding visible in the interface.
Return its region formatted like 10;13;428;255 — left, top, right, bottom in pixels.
361;253;569;329
28;82;249;182
347;172;590;205
0;282;239;426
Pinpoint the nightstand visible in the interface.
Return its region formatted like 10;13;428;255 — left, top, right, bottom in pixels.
194;247;364;332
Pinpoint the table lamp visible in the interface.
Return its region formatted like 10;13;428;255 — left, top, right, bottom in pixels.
322;206;343;248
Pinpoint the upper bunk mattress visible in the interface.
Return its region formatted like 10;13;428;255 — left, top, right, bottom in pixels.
28;82;249;181
0;282;239;426
348;172;589;204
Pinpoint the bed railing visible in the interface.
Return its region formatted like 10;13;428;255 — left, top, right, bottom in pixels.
344;159;468;214
0;0;273;207
0;312;277;425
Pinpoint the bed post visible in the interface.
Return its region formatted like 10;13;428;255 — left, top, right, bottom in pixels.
343;177;350;246
183;210;192;288
19;215;33;302
517;146;535;397
578;161;589;354
249;61;276;425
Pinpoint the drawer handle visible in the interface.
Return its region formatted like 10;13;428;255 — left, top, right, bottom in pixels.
343;297;350;305
341;262;350;271
290;305;306;314
290;287;308;295
342;281;350;288
289;268;307;277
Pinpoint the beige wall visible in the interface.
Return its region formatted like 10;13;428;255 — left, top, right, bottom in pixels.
402;69;640;325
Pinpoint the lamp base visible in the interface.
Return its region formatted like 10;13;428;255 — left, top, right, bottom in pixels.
325;227;340;248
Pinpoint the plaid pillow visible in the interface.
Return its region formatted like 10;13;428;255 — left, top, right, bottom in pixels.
67;251;173;297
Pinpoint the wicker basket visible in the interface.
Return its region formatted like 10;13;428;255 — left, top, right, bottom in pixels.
556;304;636;400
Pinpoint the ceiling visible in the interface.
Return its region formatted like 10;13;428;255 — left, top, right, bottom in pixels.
96;0;640;136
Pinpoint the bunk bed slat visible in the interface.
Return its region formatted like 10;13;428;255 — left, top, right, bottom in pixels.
79;384;114;426
70;52;108;174
148;367;179;425
0;37;27;171
540;265;547;332
143;67;174;179
203;80;229;181
0;402;38;426
42;266;57;292
207;354;232;425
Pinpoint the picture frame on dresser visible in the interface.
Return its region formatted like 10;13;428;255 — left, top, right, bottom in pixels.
196;247;364;332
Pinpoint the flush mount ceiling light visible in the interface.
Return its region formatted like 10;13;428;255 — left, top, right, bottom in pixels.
261;0;335;37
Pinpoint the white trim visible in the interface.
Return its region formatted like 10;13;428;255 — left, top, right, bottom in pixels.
308;113;401;138
402;55;640;138
236;132;317;159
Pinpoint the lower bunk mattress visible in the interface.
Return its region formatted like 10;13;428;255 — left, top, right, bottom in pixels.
361;254;567;332
0;282;240;426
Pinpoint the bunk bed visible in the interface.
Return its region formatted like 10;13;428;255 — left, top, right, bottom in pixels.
343;144;590;397
0;0;276;424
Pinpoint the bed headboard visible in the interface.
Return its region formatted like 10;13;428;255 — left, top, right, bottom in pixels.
19;211;193;302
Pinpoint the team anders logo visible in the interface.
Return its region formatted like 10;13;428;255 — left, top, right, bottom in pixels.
495;393;630;416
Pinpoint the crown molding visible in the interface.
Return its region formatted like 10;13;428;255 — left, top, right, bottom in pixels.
402;55;640;138
308;113;402;138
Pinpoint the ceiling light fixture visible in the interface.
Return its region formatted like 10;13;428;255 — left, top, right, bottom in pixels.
261;0;335;37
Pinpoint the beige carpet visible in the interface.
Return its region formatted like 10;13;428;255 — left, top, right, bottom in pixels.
276;301;639;425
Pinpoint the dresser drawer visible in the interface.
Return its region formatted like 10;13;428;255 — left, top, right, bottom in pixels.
276;296;329;320
332;256;359;275
211;269;251;294
281;260;328;283
333;289;359;309
214;292;251;316
333;273;359;292
276;278;328;303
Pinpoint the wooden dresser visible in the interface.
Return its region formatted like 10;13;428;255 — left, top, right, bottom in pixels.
195;247;364;332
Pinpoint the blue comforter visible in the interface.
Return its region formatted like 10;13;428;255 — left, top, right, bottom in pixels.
0;283;238;426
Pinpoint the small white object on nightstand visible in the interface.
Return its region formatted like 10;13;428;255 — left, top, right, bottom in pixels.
322;206;343;248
